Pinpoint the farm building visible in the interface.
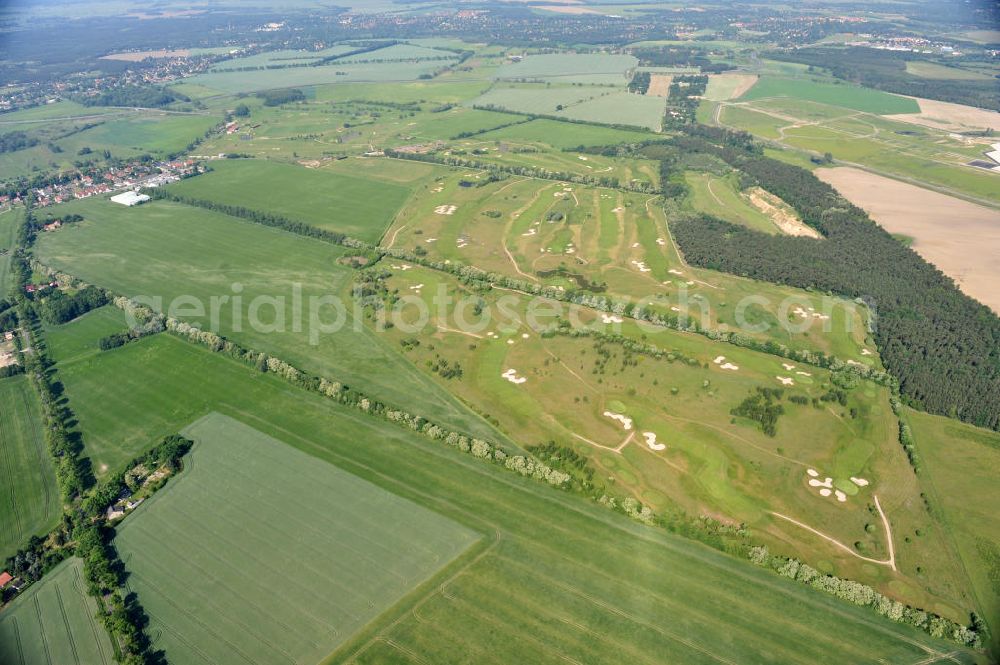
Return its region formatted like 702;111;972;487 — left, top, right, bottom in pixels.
110;190;151;206
0;572;12;589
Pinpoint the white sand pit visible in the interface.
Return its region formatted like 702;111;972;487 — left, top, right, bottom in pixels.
835;490;847;503
631;242;640;248
850;477;869;487
720;363;739;371
506;339;515;345
425;238;437;243
792;307;808;319
578;156;588;161
522;228;537;236
685;280;694;286
796;371;812;377
668;269;684;276
434;205;458;215
809;477;833;489
782;363;796;371
501;369;527;384
656;238;666;246
819;488;832;497
603;411;633;430
670;306;680;312
776;376;795;386
807;468;819;477
601;313;624;324
431;186;444;193
630;260;651;273
521;333;529;339
613;206;625;213
713;356;726;365
409;284;424;290
643;432;666;451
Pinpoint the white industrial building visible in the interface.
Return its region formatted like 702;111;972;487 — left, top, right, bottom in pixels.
110;190;150;207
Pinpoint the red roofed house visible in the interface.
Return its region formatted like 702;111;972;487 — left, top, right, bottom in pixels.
0;571;12;589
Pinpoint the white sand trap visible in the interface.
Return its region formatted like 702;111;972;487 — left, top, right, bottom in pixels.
847;359;862;366
643;432;666;451
782;363;796;371
425;238;437;243
434;205;458;215
807;468;819;477
792;307;808;319
603;411;633;430
656;238;666;246
776;376;795;386
668;269;684;276
720;362;739;371
819;488;832;497
602;313;624;324
521;333;529;339
565;248;576;254
409;284;424;290
501;369;527;384
522;228;537;236
713;356;727;364
685;280;695;286
630;260;651;273
670;306;680;312
554;192;566;197
835;490;847;503
506;339;515;345
578;156;588;161
850;477;869;487
796;371;812;377
631;242;640;248
861;348;872;356
809;477;833;489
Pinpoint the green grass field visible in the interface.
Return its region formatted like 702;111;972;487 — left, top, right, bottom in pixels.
907;408;1000;656
0;558;116;665
44;305;128;366
165;159;413;243
739;77;919;115
35;204;508;468
47;332;978;664
495;53;637;85
471;86;664;130
0;208;23;297
116;412;478;665
0;376;59;562
684;172;781;234
477;117;653;148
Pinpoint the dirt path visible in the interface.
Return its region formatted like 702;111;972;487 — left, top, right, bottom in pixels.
384;224;407;249
770;493;896;571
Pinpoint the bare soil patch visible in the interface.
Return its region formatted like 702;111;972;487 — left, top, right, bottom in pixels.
646;75;674;97
745;187;822;238
817;166;1000;313
884;97;1000;133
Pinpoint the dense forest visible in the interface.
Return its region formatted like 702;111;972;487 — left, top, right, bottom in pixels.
78;85;187;108
663;126;1000;430
770;48;1000;112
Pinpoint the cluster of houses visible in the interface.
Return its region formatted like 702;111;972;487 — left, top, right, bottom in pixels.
105;488;145;521
11;159;199;209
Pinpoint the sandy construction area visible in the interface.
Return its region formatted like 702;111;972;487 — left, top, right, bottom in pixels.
817;166;1000;313
646;75;674;97
884;97;1000;133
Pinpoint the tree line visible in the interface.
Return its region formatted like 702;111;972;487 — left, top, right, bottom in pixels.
666;125;1000;431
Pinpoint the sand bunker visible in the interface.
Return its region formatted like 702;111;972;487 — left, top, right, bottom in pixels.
816;166;1000;314
819;488;832;497
601;313;624;324
776;376;795;386
807;468;819;477
502;369;527;384
834;490;847;503
861;348;872;356
782;363;796;371
713;356;739;371
851;477;870;487
630;260;651;273
434;205;458;215
604;411;633;430
796;371;812;377
643;432;666;451
809;477;833;489
656;237;666;246
668;268;684;276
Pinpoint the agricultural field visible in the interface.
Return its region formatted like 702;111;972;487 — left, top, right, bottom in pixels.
34;199;509;471
476;117;653;148
816;167;1000;313
907;408;1000;655
494;53;637;85
738;77;920;115
471;86;665;130
164;159;414;243
0;558;116;665
116;412;478;665
0;376;59;561
0;208;23;296
44;305;129;365
49;331;978;664
382;170;873;363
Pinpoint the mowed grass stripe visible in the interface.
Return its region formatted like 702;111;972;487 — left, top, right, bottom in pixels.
115;412;479;665
164;159;412;244
57;336;973;664
0;559;115;665
0;376;60;561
